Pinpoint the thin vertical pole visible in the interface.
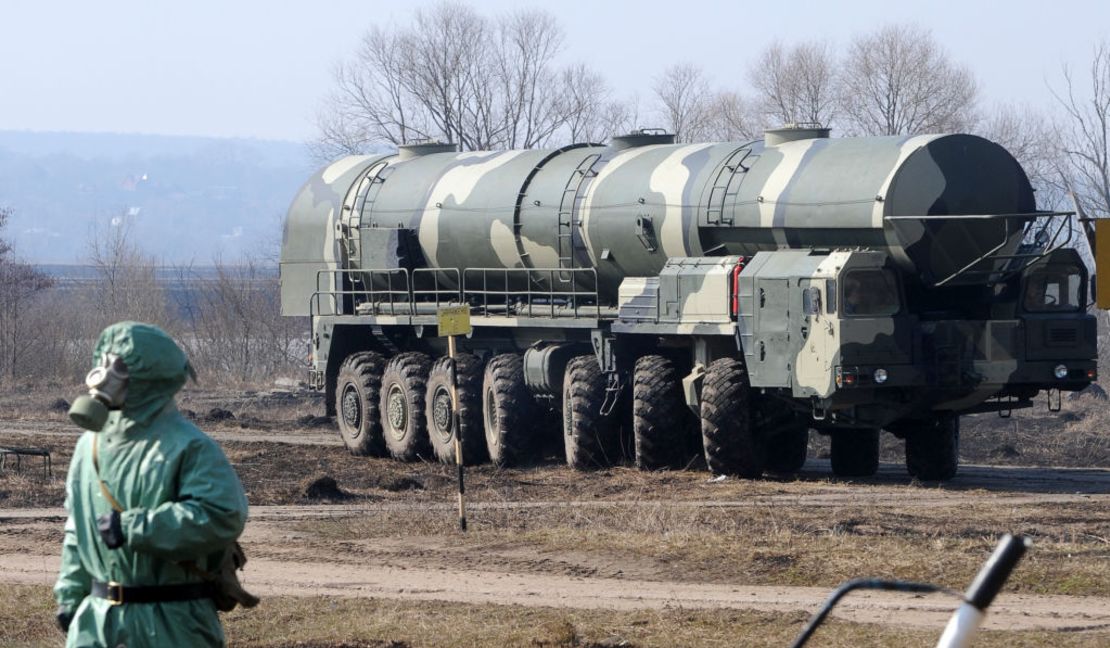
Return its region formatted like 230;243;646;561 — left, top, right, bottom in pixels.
449;335;467;532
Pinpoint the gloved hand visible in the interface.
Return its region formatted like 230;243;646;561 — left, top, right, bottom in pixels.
56;605;73;634
97;510;125;549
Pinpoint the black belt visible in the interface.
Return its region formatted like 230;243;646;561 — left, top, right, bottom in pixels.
92;580;213;605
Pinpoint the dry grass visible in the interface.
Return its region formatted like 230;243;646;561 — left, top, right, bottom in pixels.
4;584;1109;648
289;497;1110;598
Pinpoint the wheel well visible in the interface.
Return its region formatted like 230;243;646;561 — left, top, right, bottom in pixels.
323;324;389;416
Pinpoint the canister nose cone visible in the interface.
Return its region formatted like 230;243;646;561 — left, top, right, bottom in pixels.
69;395;109;432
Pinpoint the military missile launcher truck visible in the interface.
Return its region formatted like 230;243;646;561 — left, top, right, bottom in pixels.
280;126;1096;480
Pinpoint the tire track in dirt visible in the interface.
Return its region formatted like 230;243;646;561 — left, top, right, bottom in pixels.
3;553;1108;632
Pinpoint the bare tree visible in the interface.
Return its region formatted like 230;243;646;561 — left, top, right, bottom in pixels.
839;24;978;136
558;64;637;143
86;216;169;329
174;257;302;384
313;2;610;158
978;103;1063;208
652;63;713;143
704;91;761;142
1052;42;1110;231
0;208;53;382
750;41;839;128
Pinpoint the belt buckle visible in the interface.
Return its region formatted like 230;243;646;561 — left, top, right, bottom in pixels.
107;581;124;606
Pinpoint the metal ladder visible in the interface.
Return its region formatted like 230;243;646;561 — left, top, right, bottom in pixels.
705;147;752;225
556;153;601;281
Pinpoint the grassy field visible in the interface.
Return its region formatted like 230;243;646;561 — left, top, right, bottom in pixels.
5;584;1110;648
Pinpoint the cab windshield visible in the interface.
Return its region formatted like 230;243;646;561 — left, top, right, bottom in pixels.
1023;264;1084;312
842;269;900;316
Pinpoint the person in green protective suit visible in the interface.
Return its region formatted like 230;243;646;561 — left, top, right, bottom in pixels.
54;322;249;648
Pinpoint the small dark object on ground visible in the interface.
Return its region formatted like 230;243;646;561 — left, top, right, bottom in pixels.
301;475;350;500
182;409;198;421
1061;411;1084;422
48;398;70;413
205;408;236;422
993;444;1021;458
296;414;333;429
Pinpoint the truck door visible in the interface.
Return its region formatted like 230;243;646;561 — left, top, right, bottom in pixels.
794;279;836;398
750;278;791;387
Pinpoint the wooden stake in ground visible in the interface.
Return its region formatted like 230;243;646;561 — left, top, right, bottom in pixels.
437;305;472;532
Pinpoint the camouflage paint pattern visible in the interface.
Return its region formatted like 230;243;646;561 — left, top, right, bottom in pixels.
282;132;1034;311
280;154;392;316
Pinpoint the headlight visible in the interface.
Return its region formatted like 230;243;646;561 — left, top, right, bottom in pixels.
873;368;888;384
1054;364;1068;379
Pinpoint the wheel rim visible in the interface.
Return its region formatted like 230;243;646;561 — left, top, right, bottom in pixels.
431;385;453;442
340;384;362;437
386;383;408;440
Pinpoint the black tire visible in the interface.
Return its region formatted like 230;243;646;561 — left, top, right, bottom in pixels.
700;358;765;478
905;416;960;481
633;354;697;470
829;428;879;477
334;351;387;457
766;423;809;474
425;354;488;466
563;355;620;470
482;353;537;468
379;352;432;462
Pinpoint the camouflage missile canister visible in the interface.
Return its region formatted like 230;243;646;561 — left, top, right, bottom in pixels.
282;126;1095;482
282;129;1034;314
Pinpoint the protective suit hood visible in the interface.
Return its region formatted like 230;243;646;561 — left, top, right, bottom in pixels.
91;322;191;430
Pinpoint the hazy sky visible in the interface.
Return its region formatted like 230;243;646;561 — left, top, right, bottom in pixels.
1;0;1107;142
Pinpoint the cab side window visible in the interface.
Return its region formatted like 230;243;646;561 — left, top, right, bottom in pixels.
1023;264;1083;312
842;269;900;316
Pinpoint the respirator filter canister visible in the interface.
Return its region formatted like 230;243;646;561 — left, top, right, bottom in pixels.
68;354;129;432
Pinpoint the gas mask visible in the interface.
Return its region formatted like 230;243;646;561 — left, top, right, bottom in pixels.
68;354;130;431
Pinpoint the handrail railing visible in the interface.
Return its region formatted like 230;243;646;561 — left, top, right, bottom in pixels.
463;267;600;319
309;266;601;320
412;268;462;309
884;211;1075;286
310;268;411;317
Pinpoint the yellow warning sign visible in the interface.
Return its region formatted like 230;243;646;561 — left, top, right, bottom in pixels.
437;305;472;337
1098;219;1110;309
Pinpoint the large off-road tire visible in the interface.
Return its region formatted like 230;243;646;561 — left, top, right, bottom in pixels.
905;415;960;481
700;358;765;478
482;353;537;468
765;423;809;474
830;428;880;477
334;351;387;457
425;353;488;466
378;352;432;462
633;354;697;470
563;355;621;470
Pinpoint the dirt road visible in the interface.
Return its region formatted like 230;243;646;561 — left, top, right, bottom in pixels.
5;502;1109;634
